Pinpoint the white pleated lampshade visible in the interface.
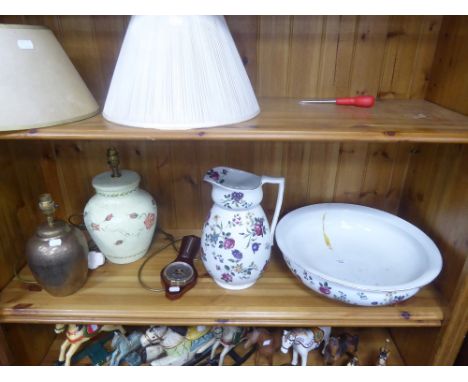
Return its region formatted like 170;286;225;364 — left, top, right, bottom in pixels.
0;24;99;132
103;16;260;130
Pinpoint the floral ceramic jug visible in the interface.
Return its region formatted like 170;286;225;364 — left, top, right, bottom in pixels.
201;167;285;289
84;148;157;264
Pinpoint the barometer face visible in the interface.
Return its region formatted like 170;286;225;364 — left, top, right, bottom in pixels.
162;261;194;286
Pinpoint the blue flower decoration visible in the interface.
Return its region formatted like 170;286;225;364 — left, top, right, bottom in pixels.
231;249;243;260
252;243;261;253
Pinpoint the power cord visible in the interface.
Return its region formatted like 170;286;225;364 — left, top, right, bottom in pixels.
15;213;185;293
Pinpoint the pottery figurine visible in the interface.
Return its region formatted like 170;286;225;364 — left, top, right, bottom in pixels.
281;327;331;366
323;332;359;365
244;328;282;366
141;326;216;366
201;166;285;289
84;148;157;264
55;324;125;366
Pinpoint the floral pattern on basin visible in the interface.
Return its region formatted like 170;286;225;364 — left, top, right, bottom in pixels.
284;257;418;306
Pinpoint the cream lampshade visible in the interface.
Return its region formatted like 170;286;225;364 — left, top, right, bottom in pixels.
103;16;260;130
0;24;99;132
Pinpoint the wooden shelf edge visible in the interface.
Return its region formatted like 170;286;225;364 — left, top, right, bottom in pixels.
0;260;445;328
1;99;467;143
0;315;443;328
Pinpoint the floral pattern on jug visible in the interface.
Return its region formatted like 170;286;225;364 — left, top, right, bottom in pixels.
201;167;284;290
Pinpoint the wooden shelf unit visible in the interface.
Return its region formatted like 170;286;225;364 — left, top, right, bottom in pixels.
0;235;445;327
1;99;467;143
0;15;467;366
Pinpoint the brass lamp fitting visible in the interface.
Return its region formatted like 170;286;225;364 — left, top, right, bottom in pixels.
107;147;121;178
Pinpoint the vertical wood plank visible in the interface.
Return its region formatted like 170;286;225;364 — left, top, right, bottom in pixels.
3;324;55;366
169;142;202;229
225;16;259;89
427;16;468;115
91;16;127;107
378;16;442;100
252;142;284;217
333;142;369;203
307;142;341;203
379;16;423;99
288;16;324;97
141;142;177;230
408;16;442;99
57;16;106;105
280;143;311;212
349;16;389;96
318;16;358;97
257;16;292;96
196;142;227;223
0;325;14;365
359;143;404;213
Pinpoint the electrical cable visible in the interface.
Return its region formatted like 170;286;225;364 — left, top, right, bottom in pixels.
16;212;185;292
137;229;183;292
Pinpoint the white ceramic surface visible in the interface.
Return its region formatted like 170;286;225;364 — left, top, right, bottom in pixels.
103;16;259;129
201;167;285;289
84;170;157;264
275;203;442;306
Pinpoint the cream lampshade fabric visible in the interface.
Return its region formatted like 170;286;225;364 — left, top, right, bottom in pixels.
103;16;260;130
0;24;99;132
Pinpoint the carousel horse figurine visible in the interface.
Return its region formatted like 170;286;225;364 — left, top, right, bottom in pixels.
109;331;142;366
210;326;246;366
347;356;359;366
244;328;282;366
281;327;331;366
376;339;391;366
140;326;216;366
55;323;125;366
323;332;359;365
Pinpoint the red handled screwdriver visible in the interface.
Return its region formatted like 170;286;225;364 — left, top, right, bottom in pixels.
300;95;375;108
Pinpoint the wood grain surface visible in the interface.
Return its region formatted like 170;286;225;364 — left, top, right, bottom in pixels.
1;99;467;143
0;232;444;327
0;15;442;103
0;15;466;366
427;16;468;115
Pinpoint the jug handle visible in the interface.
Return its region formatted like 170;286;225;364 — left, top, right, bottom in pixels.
261;176;285;246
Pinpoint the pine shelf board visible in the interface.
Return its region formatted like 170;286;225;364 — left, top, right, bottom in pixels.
1;99;468;143
0;234;445;327
41;327;404;366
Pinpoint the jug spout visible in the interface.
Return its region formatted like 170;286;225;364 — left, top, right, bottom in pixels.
204;167;262;191
204;167;264;211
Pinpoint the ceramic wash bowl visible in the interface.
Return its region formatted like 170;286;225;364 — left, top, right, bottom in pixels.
275;204;442;306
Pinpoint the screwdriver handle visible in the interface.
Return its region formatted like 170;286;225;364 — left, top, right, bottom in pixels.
336;96;375;108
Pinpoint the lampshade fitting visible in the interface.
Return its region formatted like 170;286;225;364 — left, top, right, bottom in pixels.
0;24;99;132
103;16;260;130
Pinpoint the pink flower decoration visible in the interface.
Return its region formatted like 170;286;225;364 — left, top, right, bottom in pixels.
223;238;235;249
254;224;264;236
91;223;100;231
144;213;156;230
105;214;113;221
